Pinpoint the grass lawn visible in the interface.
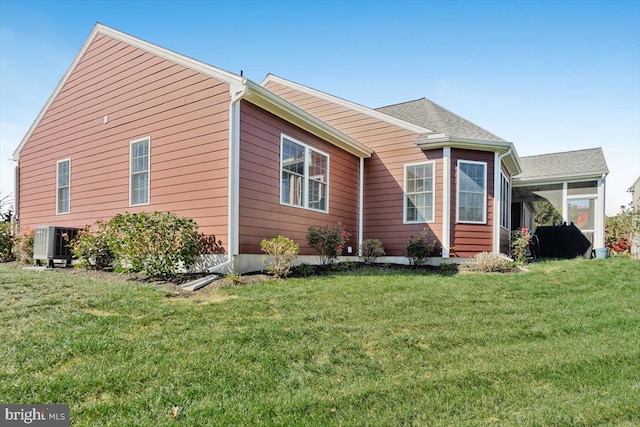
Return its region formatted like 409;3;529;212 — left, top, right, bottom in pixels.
1;258;639;426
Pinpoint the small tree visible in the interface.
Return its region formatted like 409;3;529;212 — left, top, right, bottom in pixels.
605;204;640;255
534;200;562;227
260;236;299;278
306;220;350;266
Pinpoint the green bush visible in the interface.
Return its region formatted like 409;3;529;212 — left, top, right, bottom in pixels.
306;220;350;266
69;220;113;270
464;252;513;273
0;222;14;262
294;263;316;277
360;238;385;264
108;212;200;278
13;228;34;264
260;235;299;278
406;229;436;266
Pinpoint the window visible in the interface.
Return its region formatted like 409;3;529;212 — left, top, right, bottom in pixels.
404;162;435;223
500;171;510;229
457;160;487;223
130;137;150;206
56;158;70;214
280;135;329;212
567;198;595;231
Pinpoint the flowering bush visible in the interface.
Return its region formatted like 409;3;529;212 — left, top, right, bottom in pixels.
260;235;299;278
605;204;640;256
406;229;436;266
360;238;385;264
510;227;531;263
306;220;350;266
69;220;113;270
13;228;34;264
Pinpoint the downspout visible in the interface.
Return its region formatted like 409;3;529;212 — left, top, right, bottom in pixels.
209;82;246;274
441;147;451;258
358;157;364;256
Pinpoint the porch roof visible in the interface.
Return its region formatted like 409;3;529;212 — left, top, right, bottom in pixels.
513;147;608;185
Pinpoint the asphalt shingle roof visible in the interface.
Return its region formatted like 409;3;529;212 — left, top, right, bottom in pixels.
375;98;504;141
515;148;609;182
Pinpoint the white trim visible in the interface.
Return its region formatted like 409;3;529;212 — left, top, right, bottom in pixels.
129;136;151;207
56;158;71;215
562;182;568;223
456;159;488;224
499;171;511;231
228;101;241;256
260;74;432;135
279;134;330;213
244;81;371;158
441;147;451;258
595;178;606;249
403;161;436;224
358;157;364;256
512;174;606;187
493;153;501;253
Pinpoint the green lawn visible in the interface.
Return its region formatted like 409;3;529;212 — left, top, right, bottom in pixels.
1;258;639;426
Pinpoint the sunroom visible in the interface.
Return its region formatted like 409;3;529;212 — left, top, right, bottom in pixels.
511;148;608;257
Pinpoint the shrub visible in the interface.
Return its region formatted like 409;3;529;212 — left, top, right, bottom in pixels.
260;235;299;278
605;204;640;255
306;220;350;266
360;238;385;264
108;211;200;278
69;220;113;270
13;228;34;264
295;263;316;277
510;227;532;263
406;229;436;266
465;252;513;273
0;222;14;262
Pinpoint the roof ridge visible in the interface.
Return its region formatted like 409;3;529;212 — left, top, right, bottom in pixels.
375;97;427;110
520;147;604;159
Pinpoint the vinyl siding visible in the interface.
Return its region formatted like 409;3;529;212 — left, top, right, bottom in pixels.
17;33;231;245
450;149;495;257
264;81;443;256
238;101;360;255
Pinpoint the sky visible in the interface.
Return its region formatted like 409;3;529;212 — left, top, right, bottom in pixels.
0;0;639;216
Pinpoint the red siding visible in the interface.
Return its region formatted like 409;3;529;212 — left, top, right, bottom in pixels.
238;101;360;255
17;34;231;245
264;81;443;256
450;149;495;257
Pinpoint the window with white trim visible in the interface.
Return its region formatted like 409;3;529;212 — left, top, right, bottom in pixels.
280;135;329;212
56;158;70;214
457;160;487;223
130;137;150;206
404;162;435;223
500;171;510;229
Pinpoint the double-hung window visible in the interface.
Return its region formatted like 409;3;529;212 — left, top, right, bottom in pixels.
130;137;150;206
404;162;435;223
56;158;70;214
457;160;487;223
280;135;329;212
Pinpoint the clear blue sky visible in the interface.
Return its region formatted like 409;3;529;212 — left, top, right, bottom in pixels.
1;0;639;215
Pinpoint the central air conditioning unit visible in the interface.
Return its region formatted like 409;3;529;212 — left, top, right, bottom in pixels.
33;226;80;268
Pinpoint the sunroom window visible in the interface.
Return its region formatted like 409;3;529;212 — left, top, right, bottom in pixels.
457;160;487;223
280;135;329;212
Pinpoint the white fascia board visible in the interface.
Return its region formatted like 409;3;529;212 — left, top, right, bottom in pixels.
260;74;432;135
512;174;607;187
417;137;522;176
243;81;372;158
13;23;246;161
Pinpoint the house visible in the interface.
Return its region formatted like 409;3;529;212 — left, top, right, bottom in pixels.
628;176;640;259
11;24;608;272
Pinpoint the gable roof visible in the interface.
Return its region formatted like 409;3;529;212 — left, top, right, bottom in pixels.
13;24;371;160
261;74;433;134
628;176;640;192
376;98;504;142
513;147;609;184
